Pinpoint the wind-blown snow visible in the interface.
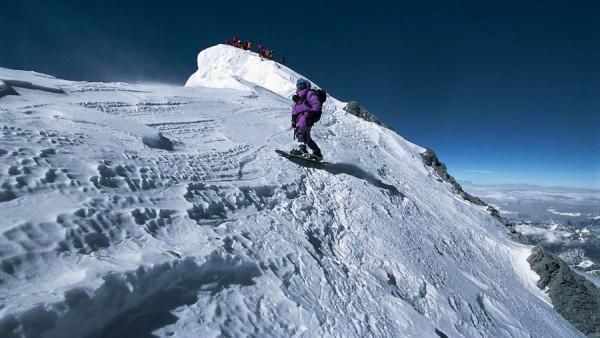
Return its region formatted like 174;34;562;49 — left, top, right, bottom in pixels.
0;45;583;337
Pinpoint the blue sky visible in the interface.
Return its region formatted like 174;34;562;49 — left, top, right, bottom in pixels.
2;0;599;188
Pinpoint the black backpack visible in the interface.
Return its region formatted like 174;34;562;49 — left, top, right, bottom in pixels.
308;89;327;125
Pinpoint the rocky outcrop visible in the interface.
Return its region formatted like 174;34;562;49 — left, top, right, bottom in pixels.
344;103;528;244
343;101;396;132
347;100;596;336
528;246;600;337
420;148;528;243
485;206;530;243
423;145;599;336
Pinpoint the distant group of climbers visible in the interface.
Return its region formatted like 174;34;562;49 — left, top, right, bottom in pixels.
224;36;285;65
225;37;252;50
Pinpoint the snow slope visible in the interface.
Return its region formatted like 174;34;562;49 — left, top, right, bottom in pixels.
0;45;583;337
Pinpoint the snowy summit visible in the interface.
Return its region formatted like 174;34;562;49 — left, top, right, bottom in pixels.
0;44;584;337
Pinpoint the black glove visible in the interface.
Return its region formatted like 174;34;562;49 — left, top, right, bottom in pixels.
292;94;300;103
291;117;297;129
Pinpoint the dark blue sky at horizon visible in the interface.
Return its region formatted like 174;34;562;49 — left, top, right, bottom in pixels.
2;0;599;189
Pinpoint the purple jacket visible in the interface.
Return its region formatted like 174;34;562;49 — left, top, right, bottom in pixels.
292;82;322;120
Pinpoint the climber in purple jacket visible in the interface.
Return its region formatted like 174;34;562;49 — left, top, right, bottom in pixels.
290;78;323;161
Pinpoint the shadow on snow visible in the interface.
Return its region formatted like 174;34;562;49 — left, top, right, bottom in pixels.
284;157;403;198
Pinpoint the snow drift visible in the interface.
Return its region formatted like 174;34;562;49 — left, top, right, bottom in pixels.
186;44;303;97
0;46;586;337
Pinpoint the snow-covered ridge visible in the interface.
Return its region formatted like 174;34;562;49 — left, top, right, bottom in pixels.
185;44;345;119
186;44;305;97
0;47;586;337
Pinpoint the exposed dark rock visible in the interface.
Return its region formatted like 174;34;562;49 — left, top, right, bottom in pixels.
486;205;529;243
342;102;529;245
528;246;600;337
419;147;529;244
421;148;440;167
343;101;396;132
423;144;597;335
420;148;476;201
339;100;593;336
